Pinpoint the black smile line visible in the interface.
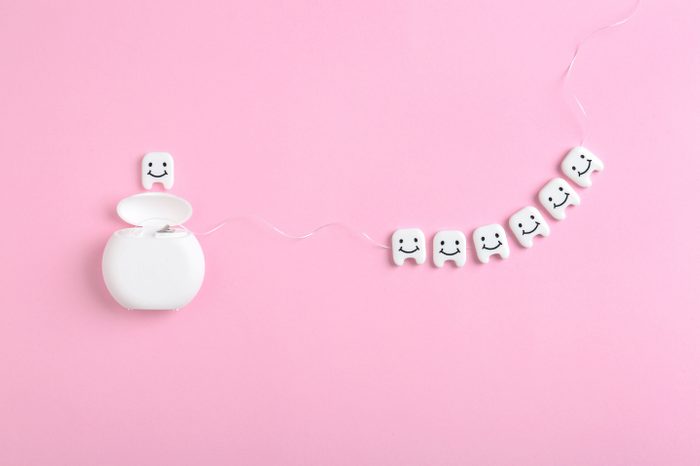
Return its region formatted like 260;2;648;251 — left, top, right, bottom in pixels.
521;222;540;235
399;246;419;254
482;241;502;251
439;248;460;256
148;170;168;178
577;159;592;177
553;193;570;208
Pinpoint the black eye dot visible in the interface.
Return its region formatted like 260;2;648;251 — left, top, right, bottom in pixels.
414;237;418;242
548;197;553;201
163;162;167;167
572;166;576;171
148;162;153;167
495;233;500;238
455;240;460;245
530;215;535;219
580;154;585;159
481;236;485;241
558;187;564;191
518;223;522;228
399;239;403;243
440;240;445;245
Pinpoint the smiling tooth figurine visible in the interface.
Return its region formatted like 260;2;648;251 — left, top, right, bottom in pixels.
508;206;550;248
473;224;510;264
538;178;580;220
391;228;426;266
433;230;467;267
561;146;604;188
142;152;174;190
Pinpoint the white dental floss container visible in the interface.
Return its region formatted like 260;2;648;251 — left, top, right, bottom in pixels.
102;192;205;310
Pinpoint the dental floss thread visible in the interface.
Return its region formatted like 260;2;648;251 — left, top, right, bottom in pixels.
181;2;640;263
564;0;641;146
191;216;390;249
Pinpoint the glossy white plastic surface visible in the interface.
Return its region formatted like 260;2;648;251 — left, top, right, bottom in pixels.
433;230;467;267
117;192;192;228
391;228;426;266
508;206;550;248
561;146;604;188
538;177;580;220
473;224;510;263
102;230;205;310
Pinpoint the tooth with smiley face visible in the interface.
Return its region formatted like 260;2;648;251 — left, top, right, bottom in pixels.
391;228;426;266
473;224;510;264
538;178;580;220
561;146;604;188
433;230;467;267
142;152;174;190
508;206;550;248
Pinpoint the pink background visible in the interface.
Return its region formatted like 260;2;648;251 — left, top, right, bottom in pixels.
1;0;699;464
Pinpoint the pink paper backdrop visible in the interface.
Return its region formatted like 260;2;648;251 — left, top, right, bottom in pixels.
1;0;699;464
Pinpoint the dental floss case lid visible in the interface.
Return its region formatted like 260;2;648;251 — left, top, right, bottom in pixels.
117;192;192;227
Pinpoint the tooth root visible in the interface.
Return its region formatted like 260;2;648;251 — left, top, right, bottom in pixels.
142;177;154;190
499;246;511;260
540;222;551;237
162;173;174;190
570;191;581;205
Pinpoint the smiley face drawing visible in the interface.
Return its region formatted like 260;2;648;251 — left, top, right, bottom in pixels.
538;178;580;220
391;228;426;266
432;230;467;267
142;152;174;190
508;206;550;248
561;146;604;188
472;224;510;264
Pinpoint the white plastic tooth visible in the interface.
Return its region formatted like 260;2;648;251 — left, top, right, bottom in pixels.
391;228;426;266
508;206;550;248
561;146;604;188
142;152;175;191
472;224;510;264
538;177;580;220
433;230;467;268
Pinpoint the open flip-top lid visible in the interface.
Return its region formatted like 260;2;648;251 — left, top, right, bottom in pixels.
117;192;192;227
